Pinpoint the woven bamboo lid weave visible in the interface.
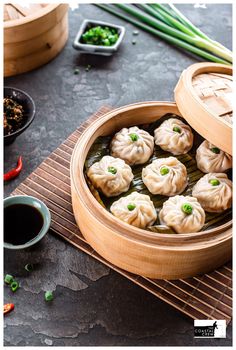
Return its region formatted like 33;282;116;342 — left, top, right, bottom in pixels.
175;62;232;155
4;3;48;22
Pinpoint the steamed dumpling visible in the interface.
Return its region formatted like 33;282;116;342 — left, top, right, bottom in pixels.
110;192;157;229
154;118;193;155
110;126;154;165
192;173;232;213
196;140;232;173
159;195;205;233
87;155;133;197
142;157;188;196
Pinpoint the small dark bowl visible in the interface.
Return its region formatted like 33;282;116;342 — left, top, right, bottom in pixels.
4;87;36;145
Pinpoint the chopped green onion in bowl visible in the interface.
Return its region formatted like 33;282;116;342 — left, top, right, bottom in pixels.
81;25;119;47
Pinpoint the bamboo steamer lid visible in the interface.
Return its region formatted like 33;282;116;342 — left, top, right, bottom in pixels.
174;62;232;155
4;3;69;77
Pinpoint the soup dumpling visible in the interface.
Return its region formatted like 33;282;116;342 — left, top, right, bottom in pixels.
159;195;205;233
192;173;232;213
196;140;232;173
154;118;193;155
87;155;133;197
142;157;188;196
110;192;157;229
110;126;154;165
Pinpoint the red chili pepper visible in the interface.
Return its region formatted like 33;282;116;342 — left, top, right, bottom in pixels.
4;303;14;315
4;156;23;182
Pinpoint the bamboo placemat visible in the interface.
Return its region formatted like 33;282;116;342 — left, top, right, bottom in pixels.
12;106;232;325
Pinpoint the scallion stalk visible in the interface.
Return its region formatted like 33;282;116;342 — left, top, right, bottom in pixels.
142;4;196;37
168;4;232;55
115;4;232;63
95;4;231;65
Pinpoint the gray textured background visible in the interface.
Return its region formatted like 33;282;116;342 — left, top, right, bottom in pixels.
4;4;232;346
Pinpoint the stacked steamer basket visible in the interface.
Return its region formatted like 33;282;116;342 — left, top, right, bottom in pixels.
70;63;232;279
4;3;69;77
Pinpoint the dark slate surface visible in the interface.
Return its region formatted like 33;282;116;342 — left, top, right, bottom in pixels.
4;4;232;346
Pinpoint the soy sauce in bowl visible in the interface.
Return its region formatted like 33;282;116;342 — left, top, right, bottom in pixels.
4;195;51;250
4;204;44;245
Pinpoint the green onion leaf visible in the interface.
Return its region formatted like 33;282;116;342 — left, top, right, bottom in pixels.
173;126;181;133
181;203;193;215
129;133;139;141
209;179;220;186
108;166;117;174
160;166;169;176
127;203;136;211
210;147;220;154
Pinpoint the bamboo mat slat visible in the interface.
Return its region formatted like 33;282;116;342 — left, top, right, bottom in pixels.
11;106;232;325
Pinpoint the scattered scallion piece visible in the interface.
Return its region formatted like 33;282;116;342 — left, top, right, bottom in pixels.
160;166;169;176
133;30;139;35
132;39;136;45
209;179;220;186
181;203;193;215
127;203;136;211
10;281;19;292
25;264;34;272
173;126;181;133
85;65;91;72
74;68;80;75
4;274;14;285
129;133;139;141
45;291;54;302
108;166;117;174
211;147;220;154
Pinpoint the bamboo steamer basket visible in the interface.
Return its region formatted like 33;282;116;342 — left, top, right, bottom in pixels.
175;63;232;155
70;63;232;279
4;3;69;77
